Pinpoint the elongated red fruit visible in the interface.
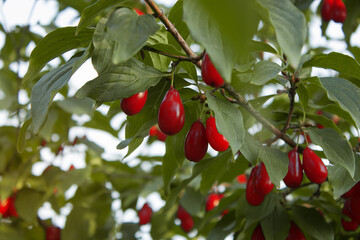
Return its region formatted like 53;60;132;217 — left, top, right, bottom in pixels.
342;182;360;199
46;226;61;240
349;190;360;223
302;147;328;184
254;162;274;195
321;0;333;22
121;90;148;116
158;86;185;135
286;222;306;240
201;53;225;88
246;166;265;206
177;206;194;232
342;200;359;231
138;203;152;225
332;0;347;23
206;193;223;211
149;125;167;142
185;120;208;162
251;224;265;240
284;149;303;188
206;116;229;152
135;8;145;15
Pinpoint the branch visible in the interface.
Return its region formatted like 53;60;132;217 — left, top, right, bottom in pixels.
143;46;196;62
144;0;202;67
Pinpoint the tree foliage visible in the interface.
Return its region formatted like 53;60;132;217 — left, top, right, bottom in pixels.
1;0;360;239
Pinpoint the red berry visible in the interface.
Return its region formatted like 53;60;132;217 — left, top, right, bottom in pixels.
206;116;229;152
138;203;152;225
332;0;347;23
68;165;75;171
237;174;247;184
349;190;360;223
46;226;61;240
206;193;223;211
254;162;274;196
180;215;194;232
121;90;148;116
177;205;191;221
149;125;167;142
41;140;47;147
302;147;328;184
0;198;10;216
149;126;157;137
135;8;145;15
342;182;360;199
201;53;225;88
342;200;359;231
184;120;208;162
251;224;265;240
246;166;265;206
321;0;334;22
284;149;303;188
158;87;185;135
2;195;18;218
286;222;306;240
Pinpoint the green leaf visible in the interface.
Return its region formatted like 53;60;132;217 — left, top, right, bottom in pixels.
319;77;360;128
183;0;259;82
304;52;360;80
17;117;32;153
56;97;94;116
248;40;278;54
83;111;118;137
206;92;245;156
296;83;309;111
328;154;360;199
31;56;80;134
0;225;24;240
120;222;140;240
261;204;290;240
179;188;204;216
76;0;137;34
76;58;168;102
260;146;288;186
309;128;355;177
106;8;159;64
251;61;282;85
207;212;236;240
291;205;334;240
239;133;261;165
258;0;306;68
16;188;43;223
23;27;93;86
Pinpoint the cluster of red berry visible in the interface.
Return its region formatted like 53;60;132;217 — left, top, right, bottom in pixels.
46;225;61;240
321;0;347;23
341;182;360;231
251;222;306;240
0;194;18;218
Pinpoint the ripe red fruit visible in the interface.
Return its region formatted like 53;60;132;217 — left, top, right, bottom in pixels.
206;116;229;152
177;206;194;232
349;190;360;223
177;205;190;221
251;224;265;240
158;87;185;135
185;120;208;162
138;203;152;225
332;0;347;23
149;125;167;142
254;162;274;195
1;195;18;218
321;0;334;22
246;166;265;206
302;147;328;184
342;182;360;199
284;149;303;188
206;193;223;211
121;90;148;116
135;8;145;15
68;165;75;171
342;200;359;231
201;53;225;88
46;226;61;240
286;222;306;240
237;174;247;184
0;198;10;216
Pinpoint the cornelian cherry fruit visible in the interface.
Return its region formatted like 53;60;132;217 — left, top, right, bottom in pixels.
206;116;229;152
254;162;274;196
201;53;225;88
251;224;265;240
321;0;333;22
237;174;247;184
138;203;152;225
342;199;359;231
158;87;185;135
177;206;194;232
246;166;265;206
134;8;145;15
121;90;148;116
342;182;360;199
206;193;223;211
332;0;347;23
283;149;303;188
46;225;61;240
185;120;208;162
149;125;167;142
286;222;306;240
349;190;360;223
302;147;328;184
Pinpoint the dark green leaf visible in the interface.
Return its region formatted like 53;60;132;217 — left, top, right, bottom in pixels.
23;27;93;86
239;133;261;165
16;188;43;223
251;61;282;85
296;83;309;111
319;77;360;128
258;0;306;68
17;117;32;153
31;56;80;133
76;58;168;102
309;128;355;177
180;188;204;216
206;92;245;156
56;97;94;116
260;146;288;186
261;204;290;240
248;40;278;54
207;212;236;240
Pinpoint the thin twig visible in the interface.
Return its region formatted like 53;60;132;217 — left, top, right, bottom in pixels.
143;46;198;62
